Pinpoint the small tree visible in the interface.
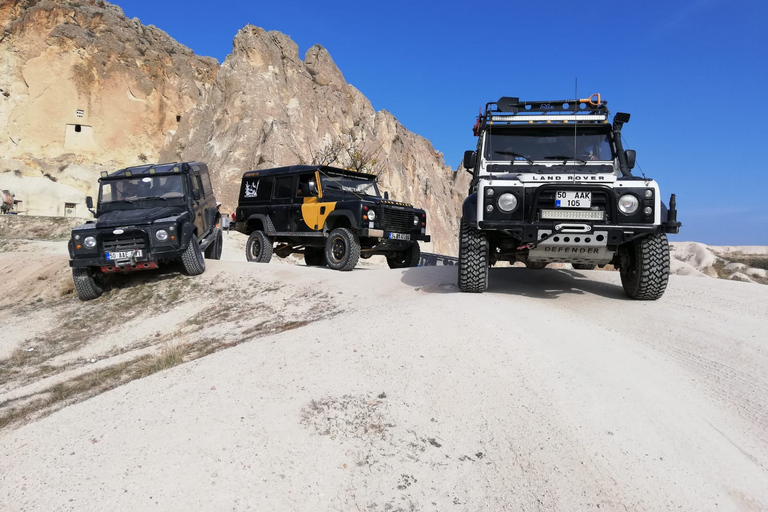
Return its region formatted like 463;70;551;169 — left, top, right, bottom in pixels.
311;138;384;176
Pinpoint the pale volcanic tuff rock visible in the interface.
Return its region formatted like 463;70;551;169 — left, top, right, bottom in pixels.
162;25;470;255
0;0;218;215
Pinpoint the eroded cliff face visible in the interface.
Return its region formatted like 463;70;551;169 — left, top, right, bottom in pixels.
2;3;468;253
0;0;218;216
162;25;469;254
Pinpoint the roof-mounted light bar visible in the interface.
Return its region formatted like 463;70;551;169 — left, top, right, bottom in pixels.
491;114;607;122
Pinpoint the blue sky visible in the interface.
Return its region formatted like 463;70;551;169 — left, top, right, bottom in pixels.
117;0;767;245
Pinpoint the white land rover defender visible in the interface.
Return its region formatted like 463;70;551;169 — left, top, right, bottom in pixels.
458;94;681;300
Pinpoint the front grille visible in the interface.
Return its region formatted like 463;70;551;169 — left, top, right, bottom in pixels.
381;207;414;233
102;234;147;252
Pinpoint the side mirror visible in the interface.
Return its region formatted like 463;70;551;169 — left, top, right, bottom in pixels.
625;149;636;170
384;191;389;200
463;151;476;173
308;181;318;196
192;189;201;200
86;196;96;217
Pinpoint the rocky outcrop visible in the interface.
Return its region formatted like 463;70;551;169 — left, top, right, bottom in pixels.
0;0;218;215
161;25;469;254
2;4;468;254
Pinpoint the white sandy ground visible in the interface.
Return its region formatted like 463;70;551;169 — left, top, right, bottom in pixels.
0;237;767;511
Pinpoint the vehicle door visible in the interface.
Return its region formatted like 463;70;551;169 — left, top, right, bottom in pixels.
297;171;326;231
189;171;208;235
270;175;295;232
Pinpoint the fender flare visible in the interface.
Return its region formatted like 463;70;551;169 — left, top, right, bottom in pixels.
245;213;270;234
180;222;196;249
324;210;358;232
462;193;478;223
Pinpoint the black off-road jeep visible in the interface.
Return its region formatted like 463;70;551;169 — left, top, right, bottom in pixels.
459;94;681;299
234;165;430;270
69;162;223;301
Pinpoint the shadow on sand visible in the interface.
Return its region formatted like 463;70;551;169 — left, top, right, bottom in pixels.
401;266;628;300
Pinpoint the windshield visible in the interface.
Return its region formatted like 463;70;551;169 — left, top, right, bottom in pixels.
484;129;614;162
319;174;380;197
99;175;185;203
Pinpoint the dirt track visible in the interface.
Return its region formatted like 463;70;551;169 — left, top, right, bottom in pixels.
1;240;767;511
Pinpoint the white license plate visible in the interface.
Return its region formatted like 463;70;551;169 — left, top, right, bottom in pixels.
555;191;591;208
388;233;411;241
106;250;143;260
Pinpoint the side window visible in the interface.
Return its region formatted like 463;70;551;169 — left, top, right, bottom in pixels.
200;172;213;196
257;178;273;201
274;176;294;199
242;177;274;201
190;173;201;195
297;173;316;197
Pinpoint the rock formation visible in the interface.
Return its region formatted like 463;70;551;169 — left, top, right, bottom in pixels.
162;25;468;254
0;0;218;216
1;1;468;254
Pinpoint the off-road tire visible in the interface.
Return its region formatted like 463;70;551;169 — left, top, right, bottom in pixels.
72;267;103;301
458;217;489;292
526;262;548;270
304;247;327;266
325;227;360;271
182;233;206;276
204;228;223;260
246;231;273;263
573;263;596;270
387;242;421;269
619;233;670;300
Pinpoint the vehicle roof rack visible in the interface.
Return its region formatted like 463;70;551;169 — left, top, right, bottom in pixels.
473;93;610;135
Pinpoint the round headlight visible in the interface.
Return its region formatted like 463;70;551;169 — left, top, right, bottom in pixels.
155;229;169;242
644;189;653;198
486;188;495;197
413;215;419;226
367;210;376;221
497;193;518;212
84;236;96;249
618;194;639;215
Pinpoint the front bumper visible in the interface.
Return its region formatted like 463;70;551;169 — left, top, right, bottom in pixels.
478;220;664;247
69;227;183;270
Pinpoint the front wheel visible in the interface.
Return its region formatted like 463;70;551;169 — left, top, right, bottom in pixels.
387;242;421;269
182;233;206;275
246;231;273;263
619;233;670;300
325;228;360;271
72;267;103;301
458;217;489;293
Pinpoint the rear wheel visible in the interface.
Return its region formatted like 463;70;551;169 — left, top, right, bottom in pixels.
304;247;327;266
458;217;489;293
72;267;103;301
204;228;223;260
182;233;206;275
325;228;360;271
246;231;273;263
387;242;421;269
619;233;670;300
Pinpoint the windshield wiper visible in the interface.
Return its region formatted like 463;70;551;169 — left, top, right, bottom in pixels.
544;156;588;164
140;196;168;201
494;151;533;164
109;199;134;204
